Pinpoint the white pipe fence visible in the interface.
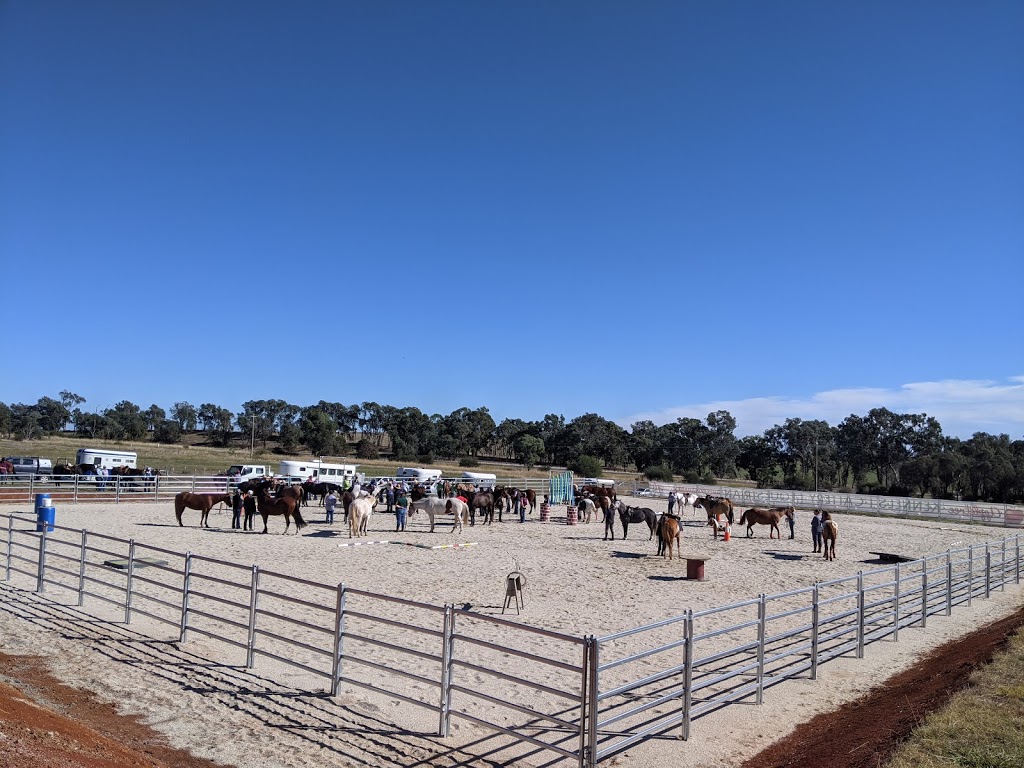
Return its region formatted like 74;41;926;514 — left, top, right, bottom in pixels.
0;510;1020;767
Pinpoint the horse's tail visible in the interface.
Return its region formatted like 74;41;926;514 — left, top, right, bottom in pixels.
739;509;748;525
174;494;185;526
292;507;307;529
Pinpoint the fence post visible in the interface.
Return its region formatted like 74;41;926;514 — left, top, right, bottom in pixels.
682;609;694;740
920;561;928;628
893;563;901;641
330;582;345;696
756;594;766;704
946;550;953;616
1001;539;1007;591
440;605;456;738
154;474;160;502
968;546;974;606
985;545;991;599
585;635;599;768
809;584;820;678
77;530;88;606
74;475;80;503
856;572;865;658
4;515;12;582
124;539;136;624
35;524;48;593
115;476;121;503
246;565;260;669
179;551;193;643
1011;536;1019;585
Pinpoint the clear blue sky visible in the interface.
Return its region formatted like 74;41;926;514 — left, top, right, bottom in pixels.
2;2;1022;439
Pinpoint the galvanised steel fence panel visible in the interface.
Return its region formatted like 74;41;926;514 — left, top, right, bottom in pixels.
446;609;590;766
1;510;1021;768
640;482;1024;528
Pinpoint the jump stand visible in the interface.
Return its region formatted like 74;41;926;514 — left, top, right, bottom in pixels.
539;502;550;522
503;571;526;614
566;506;578;526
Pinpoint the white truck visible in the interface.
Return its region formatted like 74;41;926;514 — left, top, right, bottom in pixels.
224;464;272;482
397;467;443;484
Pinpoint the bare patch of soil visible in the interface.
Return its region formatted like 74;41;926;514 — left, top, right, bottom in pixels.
0;652;229;768
741;605;1024;768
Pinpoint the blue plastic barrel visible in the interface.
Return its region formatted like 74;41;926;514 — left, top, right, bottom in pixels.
34;493;52;516
36;506;55;533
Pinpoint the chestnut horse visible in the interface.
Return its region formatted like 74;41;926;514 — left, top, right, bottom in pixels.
658;515;681;560
255;489;307;534
175;492;232;527
739;507;794;539
822;512;838;560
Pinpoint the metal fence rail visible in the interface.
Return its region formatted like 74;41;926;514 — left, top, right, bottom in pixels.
0;509;1020;768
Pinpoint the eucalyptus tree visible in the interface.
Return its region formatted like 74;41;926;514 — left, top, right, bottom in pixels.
144;404;166;432
171;402;198;432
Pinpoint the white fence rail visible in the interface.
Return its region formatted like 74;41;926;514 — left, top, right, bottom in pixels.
1;510;1020;767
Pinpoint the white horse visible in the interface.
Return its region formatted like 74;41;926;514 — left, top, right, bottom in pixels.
578;497;597;524
349;496;376;538
676;492;699;514
410;497;466;533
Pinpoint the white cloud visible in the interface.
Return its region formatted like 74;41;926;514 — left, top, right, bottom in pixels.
622;377;1024;439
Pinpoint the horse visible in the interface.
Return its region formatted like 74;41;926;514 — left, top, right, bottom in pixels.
658;515;681;559
0;459;12;483
579;484;616;501
256;488;307;534
694;496;734;527
619;505;658;539
303;481;344;506
739;507;793;539
604;500;626;540
348;495;377;538
409;497;464;533
466;491;494;526
822;512;838;560
676;492;699;514
524;488;537;514
578;497;597;524
175;492;232;527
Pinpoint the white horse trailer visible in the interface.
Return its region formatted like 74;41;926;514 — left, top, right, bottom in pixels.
397;467;443;484
75;448;138;471
461;471;497;489
278;460;360;484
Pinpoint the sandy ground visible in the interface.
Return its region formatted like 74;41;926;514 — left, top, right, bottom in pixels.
0;496;1021;767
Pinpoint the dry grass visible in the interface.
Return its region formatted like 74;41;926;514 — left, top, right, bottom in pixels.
0;434;598;479
884;625;1024;768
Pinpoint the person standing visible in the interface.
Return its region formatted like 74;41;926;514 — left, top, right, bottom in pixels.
811;510;823;552
386;485;395;512
242;492;257;531
667;491;676;515
395;491;409;532
325;490;338;524
231;491;243;529
787;508;796;539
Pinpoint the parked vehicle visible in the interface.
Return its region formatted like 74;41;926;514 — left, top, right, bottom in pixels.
278;460;362;485
3;456;53;479
75;448;137;472
461;471;497;489
396;467;443;485
635;488;653;497
222;464;271;482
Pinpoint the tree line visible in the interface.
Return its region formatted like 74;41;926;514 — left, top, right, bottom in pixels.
2;391;1022;504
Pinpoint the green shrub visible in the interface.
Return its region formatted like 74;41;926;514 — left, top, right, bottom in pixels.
644;465;673;482
459;457;480;467
568;455;602;478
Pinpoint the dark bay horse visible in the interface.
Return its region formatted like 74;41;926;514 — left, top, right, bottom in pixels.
256;489;307;534
619;506;658;539
303;481;343;506
175;492;232;527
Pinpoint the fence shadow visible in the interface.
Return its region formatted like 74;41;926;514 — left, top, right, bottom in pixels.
0;585;570;768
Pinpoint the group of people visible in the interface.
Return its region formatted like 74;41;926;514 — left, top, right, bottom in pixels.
230;490;258;531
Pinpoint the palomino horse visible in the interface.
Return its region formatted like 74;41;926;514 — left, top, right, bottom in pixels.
175;492;232;527
822;511;838;560
739;507;794;539
658;515;681;560
619;506;658;539
255;489;307;534
578;498;597;524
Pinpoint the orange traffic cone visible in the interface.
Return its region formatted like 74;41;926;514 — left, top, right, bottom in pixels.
723;525;731;542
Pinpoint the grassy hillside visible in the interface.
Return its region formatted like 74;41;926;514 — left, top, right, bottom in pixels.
0;434;643;480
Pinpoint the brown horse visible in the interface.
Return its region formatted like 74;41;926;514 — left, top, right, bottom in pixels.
822;512;838;560
695;496;734;528
739;507;794;539
175;492;232;527
658;515;681;559
256;489;307;534
0;459;13;483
